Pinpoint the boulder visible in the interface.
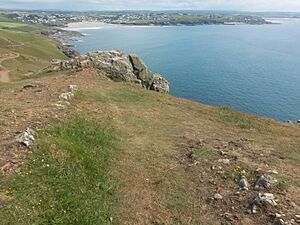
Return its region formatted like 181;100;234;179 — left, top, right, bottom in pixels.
16;128;35;148
51;50;170;94
149;74;170;94
252;193;278;209
255;175;278;190
91;50;137;81
129;54;154;85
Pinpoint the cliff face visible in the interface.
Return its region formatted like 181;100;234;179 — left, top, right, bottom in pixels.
51;50;170;94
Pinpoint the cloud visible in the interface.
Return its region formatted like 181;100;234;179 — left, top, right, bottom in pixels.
1;0;300;11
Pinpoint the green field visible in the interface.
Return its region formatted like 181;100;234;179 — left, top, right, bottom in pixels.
0;21;68;81
0;22;27;28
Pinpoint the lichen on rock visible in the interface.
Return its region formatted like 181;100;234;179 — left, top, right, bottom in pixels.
16;128;35;148
51;50;170;94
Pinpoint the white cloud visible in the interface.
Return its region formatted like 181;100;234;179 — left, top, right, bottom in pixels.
1;0;300;11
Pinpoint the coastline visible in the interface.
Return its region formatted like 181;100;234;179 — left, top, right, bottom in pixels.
64;21;123;31
264;17;300;24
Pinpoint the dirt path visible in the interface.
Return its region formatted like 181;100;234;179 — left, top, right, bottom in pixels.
0;70;10;82
0;52;20;82
0;36;24;48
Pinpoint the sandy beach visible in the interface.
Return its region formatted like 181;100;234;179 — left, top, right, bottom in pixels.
65;21;120;30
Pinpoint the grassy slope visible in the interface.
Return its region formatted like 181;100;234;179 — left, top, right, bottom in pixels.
1;117;119;225
0;21;67;81
0;20;299;223
0;70;299;224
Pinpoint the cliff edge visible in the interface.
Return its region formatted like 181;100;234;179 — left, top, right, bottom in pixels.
51;50;170;94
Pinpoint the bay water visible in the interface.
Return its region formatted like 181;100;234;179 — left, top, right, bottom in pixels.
68;22;300;121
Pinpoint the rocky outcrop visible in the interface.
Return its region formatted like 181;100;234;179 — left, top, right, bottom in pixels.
57;45;80;59
149;74;170;93
51;50;170;93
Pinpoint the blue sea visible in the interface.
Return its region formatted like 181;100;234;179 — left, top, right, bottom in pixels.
68;21;300;121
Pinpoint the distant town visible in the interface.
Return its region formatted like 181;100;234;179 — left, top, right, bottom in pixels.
1;11;276;27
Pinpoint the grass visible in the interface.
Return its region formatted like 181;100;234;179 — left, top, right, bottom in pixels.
0;21;46;32
214;106;271;131
195;147;219;160
275;174;300;190
77;87;155;107
0;29;67;80
0;117;120;225
0;22;27;28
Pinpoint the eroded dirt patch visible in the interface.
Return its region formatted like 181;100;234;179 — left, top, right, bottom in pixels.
0;70;10;82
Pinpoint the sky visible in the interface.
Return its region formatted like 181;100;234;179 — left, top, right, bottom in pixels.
0;0;300;12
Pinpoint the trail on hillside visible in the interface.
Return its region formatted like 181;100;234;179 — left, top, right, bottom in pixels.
0;36;24;48
0;52;20;82
0;70;10;82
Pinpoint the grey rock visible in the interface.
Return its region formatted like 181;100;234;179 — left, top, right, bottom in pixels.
214;193;223;200
16;128;35;147
59;92;74;101
251;204;258;214
255;175;278;190
68;84;78;93
51;50;169;94
239;176;249;190
254;193;278;207
149;74;170;94
218;159;231;164
93;50;137;82
129;54;154;85
58;85;78;104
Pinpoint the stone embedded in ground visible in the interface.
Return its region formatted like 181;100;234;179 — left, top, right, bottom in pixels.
221;222;232;225
268;170;279;175
218;159;230;164
253;193;278;208
68;84;78;93
273;218;285;225
16;128;35;147
255;175;278;190
214;193;223;200
251;204;258;214
223;212;234;222
239;176;249;190
59;92;74;101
